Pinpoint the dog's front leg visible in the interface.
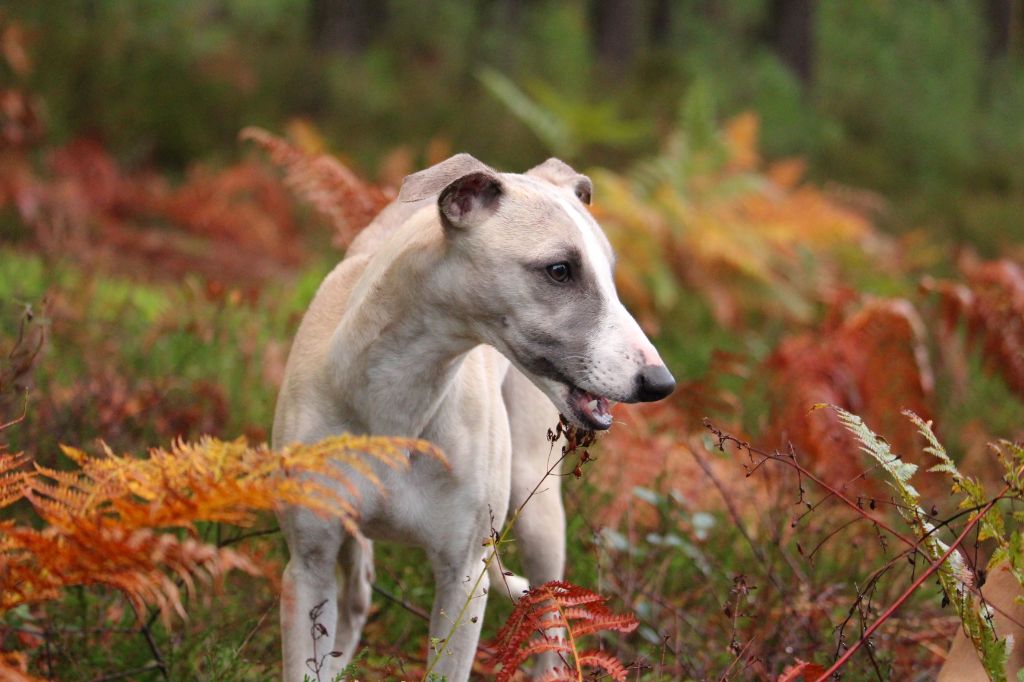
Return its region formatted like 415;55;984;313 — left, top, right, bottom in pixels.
333;534;374;664
280;512;345;682
425;538;491;681
504;370;567;678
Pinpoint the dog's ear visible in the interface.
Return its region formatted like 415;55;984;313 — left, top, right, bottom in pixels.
399;153;496;202
399;153;503;230
436;171;503;230
527;157;592;205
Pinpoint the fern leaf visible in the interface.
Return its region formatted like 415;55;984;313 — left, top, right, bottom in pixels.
833;406;1010;682
0;452;31;507
476;68;574;158
832;406;920;499
2;433;444;624
576;649;631;681
490;580;637;681
240;127;393;247
568;614;641;638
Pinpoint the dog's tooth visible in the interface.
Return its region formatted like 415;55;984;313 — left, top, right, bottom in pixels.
587;400;599;412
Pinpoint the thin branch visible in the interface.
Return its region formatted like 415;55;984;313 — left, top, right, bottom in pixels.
813;474;1016;681
704;419;919;552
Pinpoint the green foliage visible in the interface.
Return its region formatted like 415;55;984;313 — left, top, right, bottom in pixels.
7;0;1024;254
816;0;982;191
0;249;331;456
8;0;311;166
834;405;1015;682
477;67;650;161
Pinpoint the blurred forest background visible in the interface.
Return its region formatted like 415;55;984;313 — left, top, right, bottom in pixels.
3;1;1024;680
8;0;1024;245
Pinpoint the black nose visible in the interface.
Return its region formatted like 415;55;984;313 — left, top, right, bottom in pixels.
634;365;676;402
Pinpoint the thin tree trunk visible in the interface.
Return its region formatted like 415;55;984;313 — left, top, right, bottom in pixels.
591;0;639;70
769;0;815;87
986;0;1014;59
309;0;387;55
650;0;671;47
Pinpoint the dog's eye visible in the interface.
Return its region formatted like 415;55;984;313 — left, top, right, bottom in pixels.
545;262;572;283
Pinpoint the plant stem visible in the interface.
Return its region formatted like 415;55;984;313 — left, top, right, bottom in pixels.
813;487;1006;681
420;447;569;681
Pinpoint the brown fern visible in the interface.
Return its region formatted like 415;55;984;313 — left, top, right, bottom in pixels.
765;297;934;486
240;126;395;247
489;580;638;682
924;257;1024;401
0;523;258;621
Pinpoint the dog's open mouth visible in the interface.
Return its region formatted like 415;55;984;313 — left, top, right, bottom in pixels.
567;386;614;430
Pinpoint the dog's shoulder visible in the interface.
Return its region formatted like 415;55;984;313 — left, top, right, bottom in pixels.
277;254;368;401
295;255;368;354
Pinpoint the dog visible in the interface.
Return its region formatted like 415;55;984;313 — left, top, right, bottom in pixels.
271;154;676;681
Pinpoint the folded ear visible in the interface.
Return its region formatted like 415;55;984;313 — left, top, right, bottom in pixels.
527;157;592;205
399;153;503;230
399;153;496;202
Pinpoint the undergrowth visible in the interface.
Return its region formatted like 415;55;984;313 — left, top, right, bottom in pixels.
3;19;1024;678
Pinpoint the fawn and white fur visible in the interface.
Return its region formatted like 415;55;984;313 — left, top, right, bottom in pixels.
272;155;675;681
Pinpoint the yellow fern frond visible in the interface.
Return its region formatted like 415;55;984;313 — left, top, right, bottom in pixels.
28;435;442;536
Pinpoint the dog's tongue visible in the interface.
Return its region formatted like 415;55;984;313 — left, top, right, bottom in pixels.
576;390;612;428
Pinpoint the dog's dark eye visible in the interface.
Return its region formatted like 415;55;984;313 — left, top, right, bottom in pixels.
545;262;572;283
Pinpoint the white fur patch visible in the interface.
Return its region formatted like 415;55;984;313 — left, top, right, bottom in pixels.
549;194;616;300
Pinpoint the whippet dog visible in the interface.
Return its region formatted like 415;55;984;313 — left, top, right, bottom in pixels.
272;154;676;681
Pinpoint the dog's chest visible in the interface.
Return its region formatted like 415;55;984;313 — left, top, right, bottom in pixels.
356;347;514;546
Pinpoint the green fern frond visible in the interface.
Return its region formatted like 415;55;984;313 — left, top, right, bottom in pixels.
832;405;1010;682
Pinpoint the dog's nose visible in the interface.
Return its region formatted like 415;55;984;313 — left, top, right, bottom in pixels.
634;364;676;402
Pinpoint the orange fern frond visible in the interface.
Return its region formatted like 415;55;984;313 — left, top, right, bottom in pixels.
240;126;395;247
2;434;444;622
27;434;442;537
0;451;31;507
490;580;638;682
0;650;43;682
765;297;933;486
0;522;257;624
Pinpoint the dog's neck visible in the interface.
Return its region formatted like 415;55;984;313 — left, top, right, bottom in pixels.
326;215;477;436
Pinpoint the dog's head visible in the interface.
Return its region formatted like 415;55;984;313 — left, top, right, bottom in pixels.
400;154;675;430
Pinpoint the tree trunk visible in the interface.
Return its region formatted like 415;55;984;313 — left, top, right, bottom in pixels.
309;0;387;55
769;0;815;87
649;0;672;47
591;0;639;70
986;0;1014;59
